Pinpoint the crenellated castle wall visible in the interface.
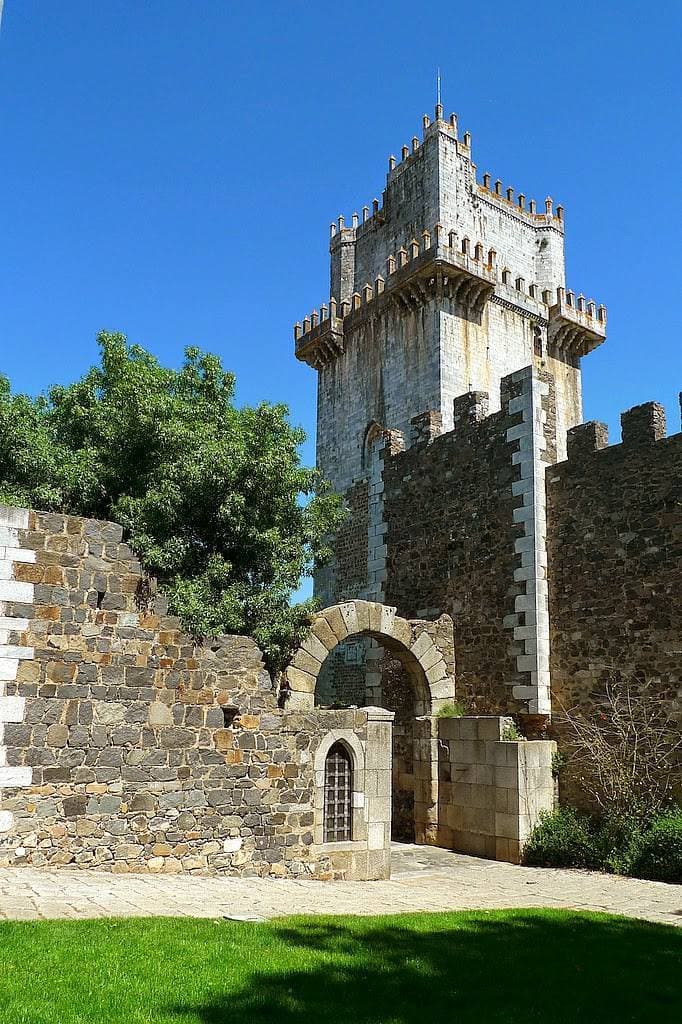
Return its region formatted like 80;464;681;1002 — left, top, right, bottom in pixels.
316;362;682;739
547;401;682;719
318;365;556;717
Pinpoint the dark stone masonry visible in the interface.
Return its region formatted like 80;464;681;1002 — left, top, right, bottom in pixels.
548;402;682;717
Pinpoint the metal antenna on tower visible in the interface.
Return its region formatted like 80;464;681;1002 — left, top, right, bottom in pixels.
437;68;441;107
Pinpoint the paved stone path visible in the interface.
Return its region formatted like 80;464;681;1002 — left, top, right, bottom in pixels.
0;844;680;927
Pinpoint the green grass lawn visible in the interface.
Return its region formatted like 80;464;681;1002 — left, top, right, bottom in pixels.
0;909;680;1023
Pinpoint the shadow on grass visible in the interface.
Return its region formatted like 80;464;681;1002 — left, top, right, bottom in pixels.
170;910;682;1024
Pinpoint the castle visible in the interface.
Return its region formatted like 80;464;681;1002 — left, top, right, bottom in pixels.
0;103;678;881
294;102;680;740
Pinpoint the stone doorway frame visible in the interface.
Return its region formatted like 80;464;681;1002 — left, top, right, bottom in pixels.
282;600;456;845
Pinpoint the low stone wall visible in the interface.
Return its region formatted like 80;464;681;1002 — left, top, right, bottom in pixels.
0;507;391;880
436;716;555;863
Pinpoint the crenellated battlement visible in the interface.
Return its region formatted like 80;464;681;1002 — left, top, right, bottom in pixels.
385;106;464;181
297;96;606;503
295;222;606;367
565;399;678;461
327;106;564;278
477;178;564;232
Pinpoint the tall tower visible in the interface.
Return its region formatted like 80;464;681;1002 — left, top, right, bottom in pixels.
294;104;607;719
295;105;606;497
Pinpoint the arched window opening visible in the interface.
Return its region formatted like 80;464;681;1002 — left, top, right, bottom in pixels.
324;742;353;842
361;419;384;472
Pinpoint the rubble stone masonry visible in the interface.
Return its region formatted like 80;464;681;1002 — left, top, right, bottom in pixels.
547;401;682;718
0;509;391;879
382;366;556;715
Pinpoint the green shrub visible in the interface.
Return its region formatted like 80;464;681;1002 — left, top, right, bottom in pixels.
594;813;647;876
550;750;567;779
629;809;682;884
501;721;524;741
522;807;600;869
436;700;467;719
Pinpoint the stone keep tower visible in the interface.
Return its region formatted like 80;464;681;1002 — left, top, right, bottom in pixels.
295;104;606;495
294;104;607;717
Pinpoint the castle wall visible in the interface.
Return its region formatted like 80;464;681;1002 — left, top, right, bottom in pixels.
381;366;555;715
0;508;391;880
547;402;682;719
317;366;556;717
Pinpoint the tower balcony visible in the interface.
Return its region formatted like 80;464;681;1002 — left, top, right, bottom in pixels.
294;233;497;369
547;289;607;357
294;314;345;369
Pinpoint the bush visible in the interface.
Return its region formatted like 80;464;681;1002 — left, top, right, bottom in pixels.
435;700;467;719
629;809;682;884
501;720;524;741
557;679;681;822
522;807;600;870
523;805;682;883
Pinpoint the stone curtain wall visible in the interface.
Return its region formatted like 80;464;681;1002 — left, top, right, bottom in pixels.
0;508;389;879
547;401;682;720
382;366;556;716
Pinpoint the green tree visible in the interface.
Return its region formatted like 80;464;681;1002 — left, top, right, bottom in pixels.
0;332;344;670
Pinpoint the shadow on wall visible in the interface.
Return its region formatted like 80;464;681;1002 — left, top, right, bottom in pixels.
169;912;682;1024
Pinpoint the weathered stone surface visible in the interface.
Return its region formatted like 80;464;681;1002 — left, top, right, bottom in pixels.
547;414;682;804
0;510;391;881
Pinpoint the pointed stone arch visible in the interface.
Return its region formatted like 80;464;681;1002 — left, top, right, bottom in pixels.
282;600;455;713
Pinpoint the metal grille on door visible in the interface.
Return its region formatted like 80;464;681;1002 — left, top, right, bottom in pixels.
323;743;352;842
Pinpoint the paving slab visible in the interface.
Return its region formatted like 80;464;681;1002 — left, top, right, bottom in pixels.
0;843;679;927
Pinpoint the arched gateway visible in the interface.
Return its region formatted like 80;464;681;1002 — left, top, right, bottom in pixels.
282;600;456;848
281;600;456;713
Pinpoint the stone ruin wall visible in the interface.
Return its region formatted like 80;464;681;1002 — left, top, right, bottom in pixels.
0;508;390;879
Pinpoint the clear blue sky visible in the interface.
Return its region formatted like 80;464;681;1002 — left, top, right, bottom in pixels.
1;0;681;477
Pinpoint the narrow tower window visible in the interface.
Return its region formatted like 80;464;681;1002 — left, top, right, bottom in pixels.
323;743;352;842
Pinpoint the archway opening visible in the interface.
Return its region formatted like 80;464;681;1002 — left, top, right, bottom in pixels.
284;601;455;851
315;633;430;844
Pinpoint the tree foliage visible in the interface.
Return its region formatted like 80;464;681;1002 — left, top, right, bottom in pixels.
0;332;344;669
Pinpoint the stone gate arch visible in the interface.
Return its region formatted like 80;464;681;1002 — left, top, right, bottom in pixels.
282;600;455;713
282;601;455;847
